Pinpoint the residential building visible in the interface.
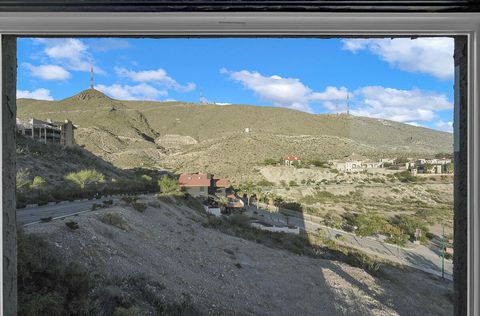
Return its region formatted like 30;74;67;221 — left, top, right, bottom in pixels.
330;153;383;172
178;173;212;198
178;173;231;199
284;155;301;166
214;178;231;196
16;118;75;147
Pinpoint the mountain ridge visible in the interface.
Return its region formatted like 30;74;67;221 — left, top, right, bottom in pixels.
17;89;453;179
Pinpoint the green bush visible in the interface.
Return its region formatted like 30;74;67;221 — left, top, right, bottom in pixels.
65;169;105;189
121;196;138;204
131;202;147;212
158;176;182;196
394;170;420;183
263;158;279;166
355;214;387;237
17;229;91;316
65;221;79;230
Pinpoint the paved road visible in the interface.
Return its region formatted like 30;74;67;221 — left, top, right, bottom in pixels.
246;204;453;281
17;196;124;225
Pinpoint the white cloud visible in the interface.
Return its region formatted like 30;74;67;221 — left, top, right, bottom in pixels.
350;86;452;123
34;38;104;74
221;68;349;113
95;83;167;100
17;88;53;100
435;120;453;133
23;63;70;80
342;38;454;79
115;67;196;92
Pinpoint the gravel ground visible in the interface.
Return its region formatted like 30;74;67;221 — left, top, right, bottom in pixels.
25;196;453;316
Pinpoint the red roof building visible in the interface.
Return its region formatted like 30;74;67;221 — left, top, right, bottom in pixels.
178;173;211;187
284;155;301;166
215;179;230;188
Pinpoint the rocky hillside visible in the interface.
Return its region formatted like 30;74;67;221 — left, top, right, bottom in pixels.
17;89;453;180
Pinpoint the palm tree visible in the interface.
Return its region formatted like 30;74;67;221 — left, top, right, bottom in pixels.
254;187;263;209
239;181;255;206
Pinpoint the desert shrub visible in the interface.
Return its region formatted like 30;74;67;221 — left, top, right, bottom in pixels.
289;180;298;187
158;176;182;196
257;179;274;187
31;175;47;189
183;195;205;212
65;169;105;189
394;170;419;183
17;229;91;316
65;221;79;230
103;199;114;206
131;202;147;212
323;212;344;229
310;160;327;167
355;214;387;237
16;168;31;192
101;213;130;231
263;158;278;166
228;214;250;227
121;196;138;204
279;201;303;213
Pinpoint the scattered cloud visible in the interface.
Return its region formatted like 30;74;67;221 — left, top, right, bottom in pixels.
221;68;349;113
115;67;196;92
342;38;454;80
17;88;53;100
350;86;452;123
89;39;131;52
33;38;104;74
435;120;453;133
95;83;167;100
23;63;70;81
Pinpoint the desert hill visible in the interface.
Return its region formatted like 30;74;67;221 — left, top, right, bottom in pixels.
17;89;453;180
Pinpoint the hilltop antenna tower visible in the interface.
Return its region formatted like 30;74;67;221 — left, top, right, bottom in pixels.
346;92;350;115
90;63;94;90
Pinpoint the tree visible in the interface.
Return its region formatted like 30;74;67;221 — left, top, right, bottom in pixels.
158;175;181;196
215;195;229;210
65;169;104;189
238;182;255;206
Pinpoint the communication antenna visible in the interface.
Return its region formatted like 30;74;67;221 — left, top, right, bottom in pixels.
90;63;94;90
346;92;350;115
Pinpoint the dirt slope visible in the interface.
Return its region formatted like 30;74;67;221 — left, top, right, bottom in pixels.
25;195;453;316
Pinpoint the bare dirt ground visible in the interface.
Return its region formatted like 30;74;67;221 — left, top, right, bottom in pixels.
25;195;453;316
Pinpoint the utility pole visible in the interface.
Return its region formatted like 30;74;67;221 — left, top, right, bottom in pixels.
441;223;445;280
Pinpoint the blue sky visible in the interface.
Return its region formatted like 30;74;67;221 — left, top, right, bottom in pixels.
17;37;454;132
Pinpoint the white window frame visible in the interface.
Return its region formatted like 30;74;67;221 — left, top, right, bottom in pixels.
0;12;478;315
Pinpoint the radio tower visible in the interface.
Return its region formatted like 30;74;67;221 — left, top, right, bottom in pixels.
90;63;94;90
346;92;350;115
